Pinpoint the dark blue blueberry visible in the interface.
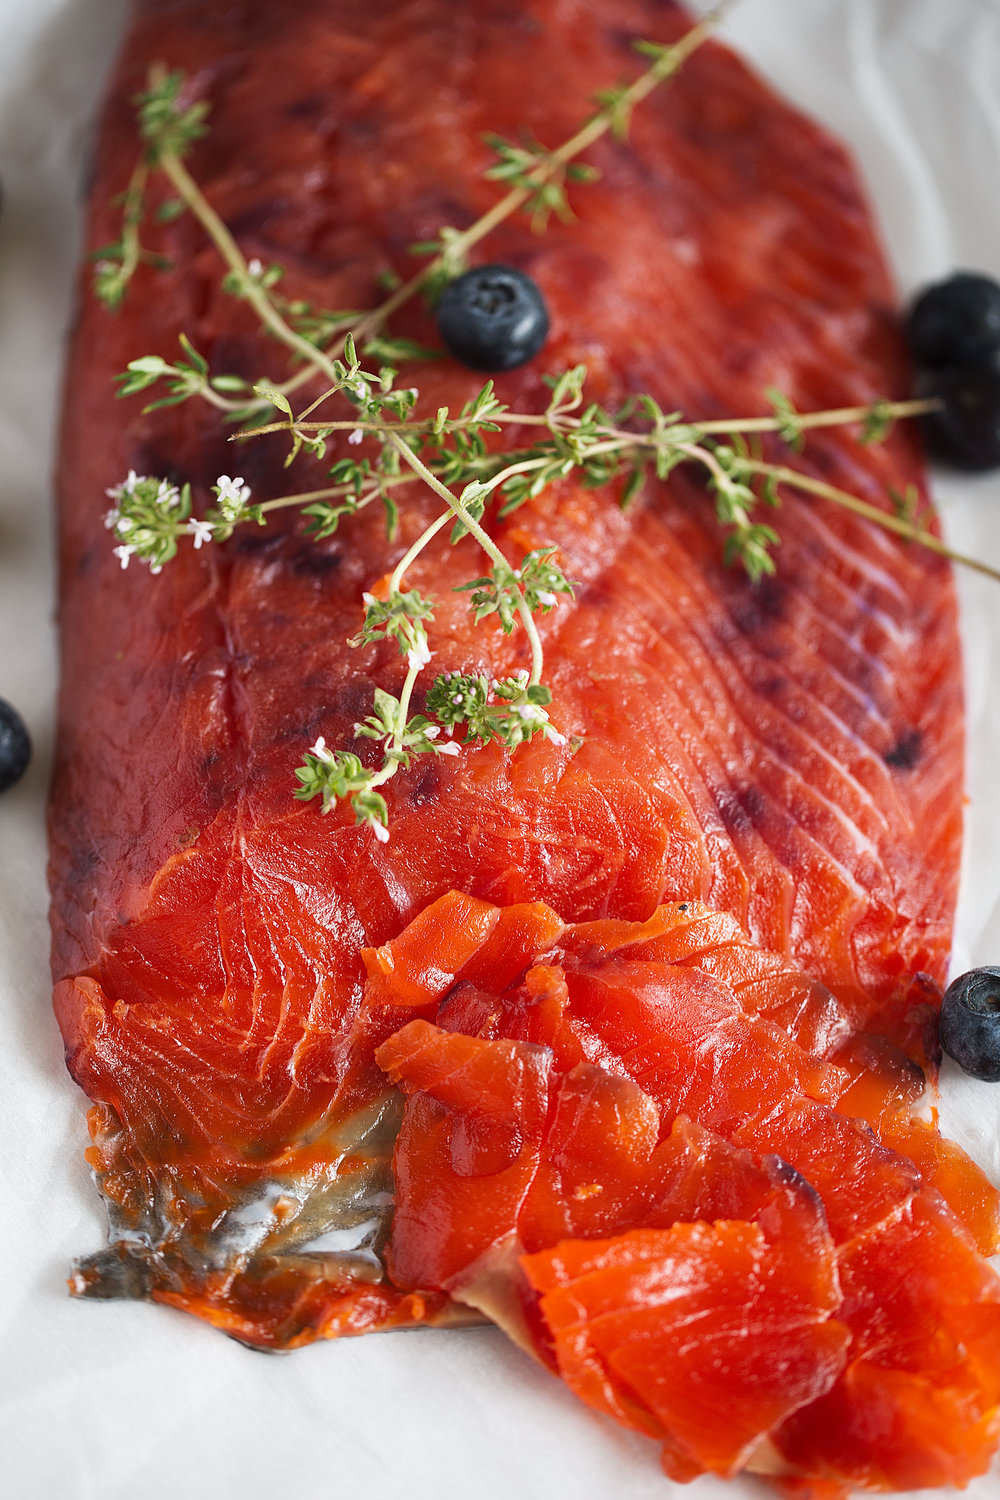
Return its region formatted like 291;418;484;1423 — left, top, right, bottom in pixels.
916;362;1000;472
906;272;1000;368
436;264;549;372
0;698;30;793
939;967;1000;1081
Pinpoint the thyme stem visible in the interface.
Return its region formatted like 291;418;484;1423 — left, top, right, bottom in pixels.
388;433;545;682
256;2;734;408
693;396;938;436
158;150;345;389
258;480;418;515
146;141;555;698
741;459;1000;583
238;396;940;445
369;658;423;791
364;8;730;322
118;160;150;288
389;511;454;595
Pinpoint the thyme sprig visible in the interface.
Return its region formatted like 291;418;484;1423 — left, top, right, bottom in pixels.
482;131;600;231
115;333;250;413
91;162;151;311
233;371;955;583
102;70;576;836
96;7;999;842
104;471;196;572
96;5;732;392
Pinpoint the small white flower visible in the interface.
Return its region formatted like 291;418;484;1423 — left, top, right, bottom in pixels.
247;258;264;279
407;639;432;672
187;518;215;549
362;592;378;608
113;544;135;570
215;474;251;506
544;726;568;747
105;470;143;501
156;479;180;508
309;736;334;762
536;590;558;607
348;429;364;446
424;725;441;740
371;819;390;844
437;742;461;757
103;508;121;531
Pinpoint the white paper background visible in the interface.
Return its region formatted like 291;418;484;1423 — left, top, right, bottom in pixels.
2;2;1000;1496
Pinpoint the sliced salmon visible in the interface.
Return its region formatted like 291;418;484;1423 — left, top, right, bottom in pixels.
373;899;1000;1489
49;0;989;1489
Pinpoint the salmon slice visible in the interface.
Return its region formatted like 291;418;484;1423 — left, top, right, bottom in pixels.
373;898;1000;1489
48;0;987;1483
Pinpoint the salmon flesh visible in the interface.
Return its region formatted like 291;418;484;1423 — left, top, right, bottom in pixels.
50;0;1000;1491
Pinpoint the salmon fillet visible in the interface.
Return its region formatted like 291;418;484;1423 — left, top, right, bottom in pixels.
49;0;998;1489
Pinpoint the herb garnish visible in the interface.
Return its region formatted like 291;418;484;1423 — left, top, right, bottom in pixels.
95;5;994;840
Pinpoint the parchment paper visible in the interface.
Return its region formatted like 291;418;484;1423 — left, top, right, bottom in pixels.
1;2;999;1497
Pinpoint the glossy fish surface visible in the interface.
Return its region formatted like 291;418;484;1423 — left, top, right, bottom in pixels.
49;0;994;1489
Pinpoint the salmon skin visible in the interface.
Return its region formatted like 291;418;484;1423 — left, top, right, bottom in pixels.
48;0;995;1489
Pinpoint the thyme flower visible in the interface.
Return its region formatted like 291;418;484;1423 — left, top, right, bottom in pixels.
104;472;194;572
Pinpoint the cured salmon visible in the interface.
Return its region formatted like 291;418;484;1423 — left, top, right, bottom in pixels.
374;896;1000;1490
49;0;1000;1490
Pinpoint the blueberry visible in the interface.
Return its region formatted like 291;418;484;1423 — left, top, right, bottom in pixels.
0;698;30;793
906;272;1000;368
916;363;1000;472
939;967;1000;1081
436;264;549;372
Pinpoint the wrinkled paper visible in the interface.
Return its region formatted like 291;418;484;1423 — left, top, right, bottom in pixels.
1;1;999;1496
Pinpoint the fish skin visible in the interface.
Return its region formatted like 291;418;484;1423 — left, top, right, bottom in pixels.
50;0;965;1351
